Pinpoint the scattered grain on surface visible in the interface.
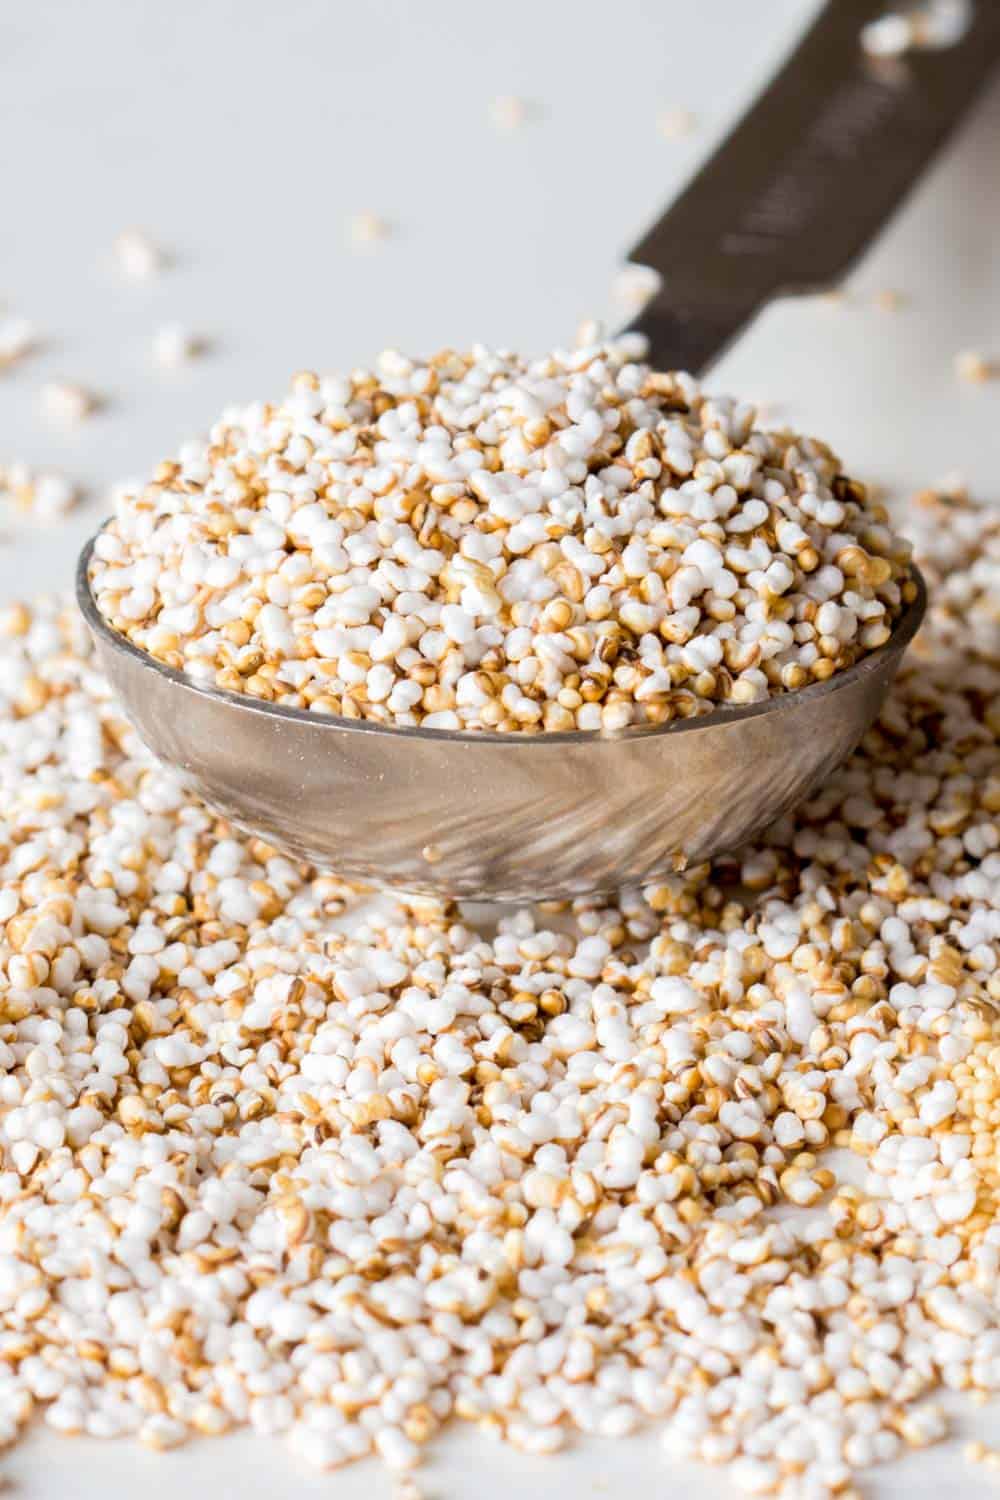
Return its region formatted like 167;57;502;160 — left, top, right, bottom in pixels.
153;325;205;369
0;319;36;371
490;95;529;131
114;229;165;281
0;464;79;522
656;107;697;140
40;381;99;426
955;351;995;385
0;488;996;1495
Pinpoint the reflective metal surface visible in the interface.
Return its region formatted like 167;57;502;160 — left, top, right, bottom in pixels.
77;538;926;900
626;0;1000;371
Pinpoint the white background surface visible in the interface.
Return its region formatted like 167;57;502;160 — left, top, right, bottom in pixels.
2;1;1000;1494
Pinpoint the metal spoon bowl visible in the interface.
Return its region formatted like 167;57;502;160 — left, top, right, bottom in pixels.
77;536;926;901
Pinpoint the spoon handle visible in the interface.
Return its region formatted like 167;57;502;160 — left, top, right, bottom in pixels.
625;0;1000;373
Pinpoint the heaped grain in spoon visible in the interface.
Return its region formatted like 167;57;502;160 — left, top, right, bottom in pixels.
90;340;913;733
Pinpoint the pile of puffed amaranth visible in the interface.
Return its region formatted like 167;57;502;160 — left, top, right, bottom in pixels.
89;342;914;733
0;488;996;1493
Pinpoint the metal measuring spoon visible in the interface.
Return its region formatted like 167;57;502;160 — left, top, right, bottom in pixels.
77;2;998;900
